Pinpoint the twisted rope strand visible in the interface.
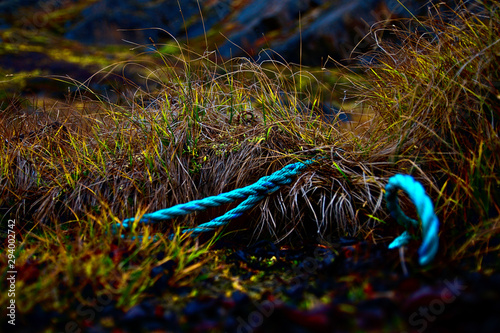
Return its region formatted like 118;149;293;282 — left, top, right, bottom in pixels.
116;159;315;232
182;192;268;236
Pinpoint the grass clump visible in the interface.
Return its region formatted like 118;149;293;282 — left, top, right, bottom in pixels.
0;206;212;321
0;0;499;322
355;0;500;264
0;44;374;241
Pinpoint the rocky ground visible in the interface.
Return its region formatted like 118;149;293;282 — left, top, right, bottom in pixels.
8;238;500;333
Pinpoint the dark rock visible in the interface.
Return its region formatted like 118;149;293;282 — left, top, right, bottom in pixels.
356;297;399;329
339;236;358;246
246;239;279;258
184;298;216;317
64;0;218;45
162;310;180;330
218;0;459;65
122;304;148;321
229;249;248;263
231;290;250;305
217;0;331;60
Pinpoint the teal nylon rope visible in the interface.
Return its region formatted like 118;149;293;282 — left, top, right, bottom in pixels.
114;159;316;236
385;174;439;266
115;161;439;265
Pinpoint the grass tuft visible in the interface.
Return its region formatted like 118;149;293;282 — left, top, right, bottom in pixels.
355;0;500;262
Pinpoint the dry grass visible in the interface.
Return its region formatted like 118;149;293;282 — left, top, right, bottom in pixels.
0;48;382;241
0;0;499;315
354;0;500;262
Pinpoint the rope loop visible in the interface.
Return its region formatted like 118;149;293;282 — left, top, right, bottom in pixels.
385;174;439;265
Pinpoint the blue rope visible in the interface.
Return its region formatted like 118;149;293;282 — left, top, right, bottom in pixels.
385;174;439;266
115;159;316;237
115;159;439;267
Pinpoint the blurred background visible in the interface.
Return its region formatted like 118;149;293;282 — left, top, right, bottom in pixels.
0;0;455;101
